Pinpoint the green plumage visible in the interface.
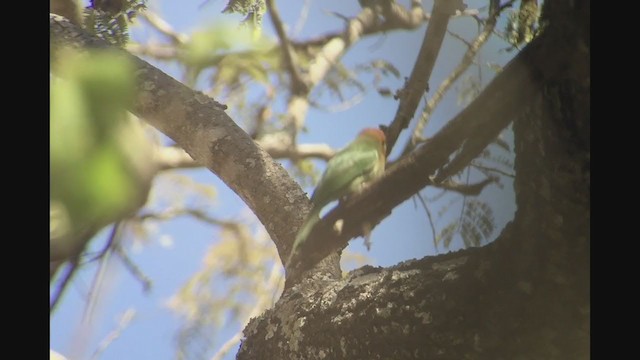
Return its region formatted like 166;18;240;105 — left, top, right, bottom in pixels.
286;128;386;268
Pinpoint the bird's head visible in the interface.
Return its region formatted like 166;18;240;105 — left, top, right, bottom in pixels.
358;128;387;154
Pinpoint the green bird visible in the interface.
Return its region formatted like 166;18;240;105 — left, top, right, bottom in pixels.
287;128;387;267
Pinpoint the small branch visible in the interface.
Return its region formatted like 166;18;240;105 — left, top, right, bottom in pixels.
308;92;365;113
90;309;136;360
83;222;123;324
266;0;308;95
447;29;473;47
455;168;472;236
156;146;199;171
415;193;438;251
50;258;79;314
471;163;515;178
139;11;188;45
264;142;336;161
292;0;311;37
384;0;466;154
114;246;152;293
136;207;225;225
434;177;496;196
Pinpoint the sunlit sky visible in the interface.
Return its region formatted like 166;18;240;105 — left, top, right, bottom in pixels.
51;1;518;359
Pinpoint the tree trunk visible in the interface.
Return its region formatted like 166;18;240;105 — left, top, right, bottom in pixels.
237;1;589;359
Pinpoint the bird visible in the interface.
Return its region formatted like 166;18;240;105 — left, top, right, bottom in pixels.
286;127;387;268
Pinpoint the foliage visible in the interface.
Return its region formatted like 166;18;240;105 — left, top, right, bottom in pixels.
84;0;148;46
222;0;267;31
50;49;154;259
504;0;541;50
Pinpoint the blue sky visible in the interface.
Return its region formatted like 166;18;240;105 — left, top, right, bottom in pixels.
51;1;518;359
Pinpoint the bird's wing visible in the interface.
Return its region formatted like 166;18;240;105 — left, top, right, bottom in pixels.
310;144;380;208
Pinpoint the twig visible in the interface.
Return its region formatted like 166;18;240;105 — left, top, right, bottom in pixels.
140;11;188;45
136;208;228;226
433;177;496;196
83;222;123;324
86;221;121;263
309;92;365;113
455;168;472;237
292;0;311;37
90;309;136;360
415;193;438;251
114;246;152;293
50;258;79;314
471;163;515;178
266;0;307;95
447;29;473;47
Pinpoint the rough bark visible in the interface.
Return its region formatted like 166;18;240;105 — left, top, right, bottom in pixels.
238;0;589;358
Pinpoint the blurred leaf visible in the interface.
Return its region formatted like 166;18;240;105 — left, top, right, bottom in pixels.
50;50;155;259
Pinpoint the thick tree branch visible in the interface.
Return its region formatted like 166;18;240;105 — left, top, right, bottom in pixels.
50;14;309;262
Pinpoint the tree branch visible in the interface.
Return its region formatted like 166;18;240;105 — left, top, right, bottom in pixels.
89;309;136;360
433;177;496;196
266;0;308;95
403;0;504;155
139;10;188;45
385;0;466;154
50;258;79;314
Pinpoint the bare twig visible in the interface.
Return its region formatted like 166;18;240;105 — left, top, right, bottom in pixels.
471;163;515;178
434;177;496;196
308;92;366;113
415;193;438;251
447;29;473;47
266;0;308;95
90;309;136;360
114;246;152;293
140;11;188;45
292;0;311;37
50;258;80;314
455;168;472;237
156;146;199;171
83;222;123;324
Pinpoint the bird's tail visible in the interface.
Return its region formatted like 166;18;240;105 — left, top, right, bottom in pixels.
285;207;321;268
